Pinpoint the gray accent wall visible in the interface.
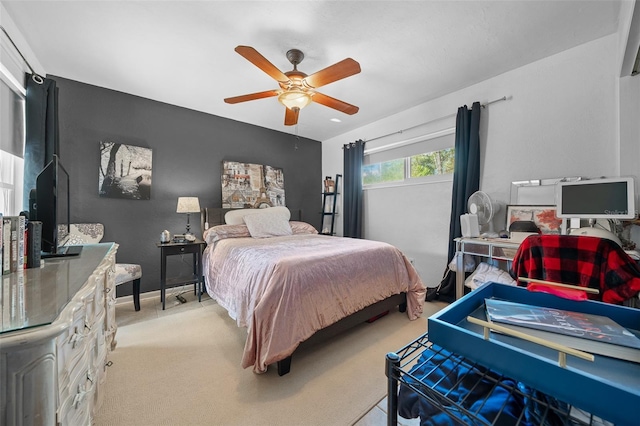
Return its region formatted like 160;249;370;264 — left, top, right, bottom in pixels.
50;75;322;298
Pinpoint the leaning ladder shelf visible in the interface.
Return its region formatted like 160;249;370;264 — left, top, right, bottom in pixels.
320;174;341;235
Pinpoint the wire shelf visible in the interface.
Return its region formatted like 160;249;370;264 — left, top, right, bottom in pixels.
386;333;614;426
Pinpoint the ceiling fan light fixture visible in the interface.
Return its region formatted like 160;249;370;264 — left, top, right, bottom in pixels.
278;90;312;110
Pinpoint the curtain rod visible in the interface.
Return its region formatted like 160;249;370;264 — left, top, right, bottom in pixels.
363;95;508;144
0;25;44;84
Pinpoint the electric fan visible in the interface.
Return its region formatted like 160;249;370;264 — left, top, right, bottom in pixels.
467;191;502;235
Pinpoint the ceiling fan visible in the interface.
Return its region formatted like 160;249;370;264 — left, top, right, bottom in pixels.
224;46;361;126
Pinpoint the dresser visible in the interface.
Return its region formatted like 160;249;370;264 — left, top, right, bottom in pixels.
1;243;118;425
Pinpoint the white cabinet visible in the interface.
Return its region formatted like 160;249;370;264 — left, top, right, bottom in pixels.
0;243;118;425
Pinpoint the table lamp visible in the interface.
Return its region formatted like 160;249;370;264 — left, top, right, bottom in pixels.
176;196;200;236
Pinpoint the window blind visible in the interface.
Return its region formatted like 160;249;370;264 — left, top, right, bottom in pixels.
364;131;454;165
0;78;25;158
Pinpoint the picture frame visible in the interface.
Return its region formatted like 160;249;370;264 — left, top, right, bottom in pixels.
506;205;562;234
99;141;152;200
221;161;285;208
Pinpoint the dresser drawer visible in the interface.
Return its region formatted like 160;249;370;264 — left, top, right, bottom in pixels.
56;304;89;388
90;270;107;320
103;265;117;336
58;344;95;425
57;354;92;426
88;309;107;373
81;286;97;331
91;343;110;417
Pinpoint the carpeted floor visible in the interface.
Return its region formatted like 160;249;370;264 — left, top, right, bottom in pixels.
94;292;446;425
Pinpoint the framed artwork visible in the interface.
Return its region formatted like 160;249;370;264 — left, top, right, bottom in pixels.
506;205;562;234
99;141;152;199
222;161;285;208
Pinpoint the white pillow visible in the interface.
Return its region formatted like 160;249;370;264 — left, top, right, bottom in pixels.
224;206;291;225
243;211;292;238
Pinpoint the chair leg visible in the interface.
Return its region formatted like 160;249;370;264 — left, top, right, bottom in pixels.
133;278;141;311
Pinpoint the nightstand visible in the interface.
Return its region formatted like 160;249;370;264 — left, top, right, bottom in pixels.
156;239;205;310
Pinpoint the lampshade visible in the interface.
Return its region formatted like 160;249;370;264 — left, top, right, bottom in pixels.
176;197;201;213
278;90;312;110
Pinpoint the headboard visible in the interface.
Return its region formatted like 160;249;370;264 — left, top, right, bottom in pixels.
200;207;303;234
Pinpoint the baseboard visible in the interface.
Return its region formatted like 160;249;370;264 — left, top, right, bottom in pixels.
115;289;161;306
115;287;203;305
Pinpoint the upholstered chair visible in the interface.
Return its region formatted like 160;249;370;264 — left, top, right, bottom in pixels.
59;223;142;311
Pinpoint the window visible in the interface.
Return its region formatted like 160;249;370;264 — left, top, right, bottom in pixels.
363;158;404;185
409;147;455;178
0;151;24;215
0;75;26;215
363;129;455;187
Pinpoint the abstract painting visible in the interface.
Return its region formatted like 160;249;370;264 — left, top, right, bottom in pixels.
506;205;561;234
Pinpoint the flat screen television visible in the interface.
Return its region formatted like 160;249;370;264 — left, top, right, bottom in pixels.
555;176;637;220
32;154;82;258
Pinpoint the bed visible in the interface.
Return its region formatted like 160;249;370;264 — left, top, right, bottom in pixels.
201;206;426;375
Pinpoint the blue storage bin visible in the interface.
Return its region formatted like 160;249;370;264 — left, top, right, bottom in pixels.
428;282;640;425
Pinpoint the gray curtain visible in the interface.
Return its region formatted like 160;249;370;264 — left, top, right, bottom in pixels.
428;102;481;302
24;74;59;212
343;139;365;238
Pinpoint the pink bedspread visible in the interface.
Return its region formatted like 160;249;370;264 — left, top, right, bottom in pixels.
203;234;426;373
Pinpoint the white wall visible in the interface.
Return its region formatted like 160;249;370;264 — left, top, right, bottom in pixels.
0;2;46;84
323;32;638;288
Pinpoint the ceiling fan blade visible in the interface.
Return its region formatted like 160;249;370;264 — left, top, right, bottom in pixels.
284;107;299;126
235;45;289;83
303;58;361;89
312;92;359;115
224;90;280;104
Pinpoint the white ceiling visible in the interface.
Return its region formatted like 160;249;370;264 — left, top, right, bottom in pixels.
2;1;623;141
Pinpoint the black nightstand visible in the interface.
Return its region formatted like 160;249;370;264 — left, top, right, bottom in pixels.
156;239;205;310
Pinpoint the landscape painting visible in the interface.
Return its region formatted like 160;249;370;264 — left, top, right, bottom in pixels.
99;141;153;200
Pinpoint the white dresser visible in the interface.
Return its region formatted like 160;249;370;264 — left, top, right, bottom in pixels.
1;243;118;425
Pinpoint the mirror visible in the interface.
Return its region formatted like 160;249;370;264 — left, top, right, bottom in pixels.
510;177;581;205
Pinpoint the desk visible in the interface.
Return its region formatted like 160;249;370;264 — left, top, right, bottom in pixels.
454;237;521;300
156;239;205;310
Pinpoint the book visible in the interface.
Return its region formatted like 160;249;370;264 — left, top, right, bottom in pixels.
9;217;18;272
484;298;640;363
17;215;25;271
0;213;2;274
1;275;9;327
2;216;27;273
23;225;28;269
2;218;10;274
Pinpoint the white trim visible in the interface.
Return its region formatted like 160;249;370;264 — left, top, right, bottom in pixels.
363;174;453;191
0;63;25;96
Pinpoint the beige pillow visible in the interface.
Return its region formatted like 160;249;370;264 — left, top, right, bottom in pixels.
290;221;318;235
224;206;291;225
203;224;251;245
243;211;292;238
